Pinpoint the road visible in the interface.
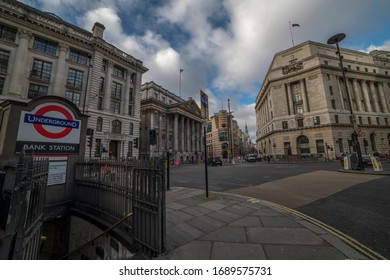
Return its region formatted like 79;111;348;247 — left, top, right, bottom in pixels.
168;161;390;259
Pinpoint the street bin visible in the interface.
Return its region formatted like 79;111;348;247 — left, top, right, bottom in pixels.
343;155;351;170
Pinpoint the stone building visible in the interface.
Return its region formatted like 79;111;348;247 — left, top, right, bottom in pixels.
206;110;244;160
140;81;204;162
255;41;390;160
0;0;147;159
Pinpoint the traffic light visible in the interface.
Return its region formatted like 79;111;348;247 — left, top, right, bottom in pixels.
87;134;93;148
133;138;138;149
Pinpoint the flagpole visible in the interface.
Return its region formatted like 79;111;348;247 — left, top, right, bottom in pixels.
289;21;294;47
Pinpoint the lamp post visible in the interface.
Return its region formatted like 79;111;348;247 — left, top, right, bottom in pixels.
228;99;233;163
327;33;364;170
179;68;183;97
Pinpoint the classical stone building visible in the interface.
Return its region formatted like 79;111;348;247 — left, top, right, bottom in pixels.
0;0;147;159
255;41;390;160
140;81;204;162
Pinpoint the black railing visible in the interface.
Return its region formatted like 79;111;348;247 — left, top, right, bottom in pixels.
73;158;166;257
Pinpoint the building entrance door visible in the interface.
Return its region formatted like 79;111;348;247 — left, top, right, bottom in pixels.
109;141;119;159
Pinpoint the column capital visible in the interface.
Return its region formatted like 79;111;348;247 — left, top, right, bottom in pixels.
18;28;32;40
59;42;69;52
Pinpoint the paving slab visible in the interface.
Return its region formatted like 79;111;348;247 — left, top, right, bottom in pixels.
260;216;304;228
211;242;267;260
201;226;248;243
263;244;347;260
229;216;263;227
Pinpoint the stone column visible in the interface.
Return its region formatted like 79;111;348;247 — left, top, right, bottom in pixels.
186;118;191;153
159;113;163;153
300;79;309;112
103;61;113;112
181;116;185;151
285;83;293;115
53;43;69;96
174;114;179;151
9;29;32;96
352;79;363;112
361;81;372;112
337;77;347;110
369;81;380;112
378;83;389;113
191;120;195;152
123;70;131;115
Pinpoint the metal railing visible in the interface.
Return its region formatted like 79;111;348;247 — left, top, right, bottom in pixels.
74;158;166;257
0;155;49;260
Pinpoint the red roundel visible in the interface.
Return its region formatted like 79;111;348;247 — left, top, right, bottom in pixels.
33;105;73;139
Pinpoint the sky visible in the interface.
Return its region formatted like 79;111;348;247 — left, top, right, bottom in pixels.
21;0;390;142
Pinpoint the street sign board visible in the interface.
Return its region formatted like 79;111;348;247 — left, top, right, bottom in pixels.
16;102;81;154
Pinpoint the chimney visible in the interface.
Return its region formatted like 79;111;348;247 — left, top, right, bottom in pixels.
92;22;105;39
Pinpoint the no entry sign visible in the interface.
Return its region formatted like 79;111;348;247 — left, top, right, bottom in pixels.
16;102;81;154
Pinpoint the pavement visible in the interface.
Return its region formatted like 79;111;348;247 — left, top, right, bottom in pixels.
156;186;387;260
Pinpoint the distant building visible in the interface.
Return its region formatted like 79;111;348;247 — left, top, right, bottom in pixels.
140;81;204;162
255;41;390;160
206;109;246;160
0;0;147;159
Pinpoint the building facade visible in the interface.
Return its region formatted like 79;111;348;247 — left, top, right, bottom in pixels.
140;81;204;162
0;0;147;159
255;41;390;160
206;110;247;160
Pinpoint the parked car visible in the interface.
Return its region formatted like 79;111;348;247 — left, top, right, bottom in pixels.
208;157;223;166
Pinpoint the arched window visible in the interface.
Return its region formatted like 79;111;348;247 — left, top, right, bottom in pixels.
129;123;134;135
96;117;103;132
112;120;121;134
297;135;310;154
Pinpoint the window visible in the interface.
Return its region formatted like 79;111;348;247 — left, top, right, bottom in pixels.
219;131;228;141
386;71;389;76
127;141;133;157
110;101;120;114
130;73;136;83
356;66;360;71
69;49;89;65
129;123;134;135
368;117;372;125
316;139;325;153
31;59;52;81
96;117;103;131
297;119;304;128
296;105;303;114
348;65;351;69
327;74;330;80
102;59;108;72
373;69;377;74
313;116;320;125
331;100;336;109
0;77;4;94
128;104;133;116
329;86;334;96
67;69;83;89
98;96;103;110
129;88;134;101
65;91;81;106
335;115;339;124
113;65;125;79
99;77;105;92
0;24;16;42
385;118;389;125
111;82;122;99
359;116;362;124
33;37;57;56
376;117;380;125
112;120;121;134
28;83;48;99
324;60;328;65
0;49;10;73
282;121;288;129
365;68;368;72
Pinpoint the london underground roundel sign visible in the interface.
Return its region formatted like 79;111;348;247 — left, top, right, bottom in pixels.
16;101;81;154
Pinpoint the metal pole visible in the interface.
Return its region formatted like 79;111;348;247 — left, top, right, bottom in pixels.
334;41;364;170
179;69;183;98
228;99;233;163
204;125;209;197
166;151;170;190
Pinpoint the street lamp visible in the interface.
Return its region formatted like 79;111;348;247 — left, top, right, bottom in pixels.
179;68;183;97
327;33;364;170
228;99;233;163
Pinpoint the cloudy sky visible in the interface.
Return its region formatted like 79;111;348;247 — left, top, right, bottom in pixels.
22;0;390;141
